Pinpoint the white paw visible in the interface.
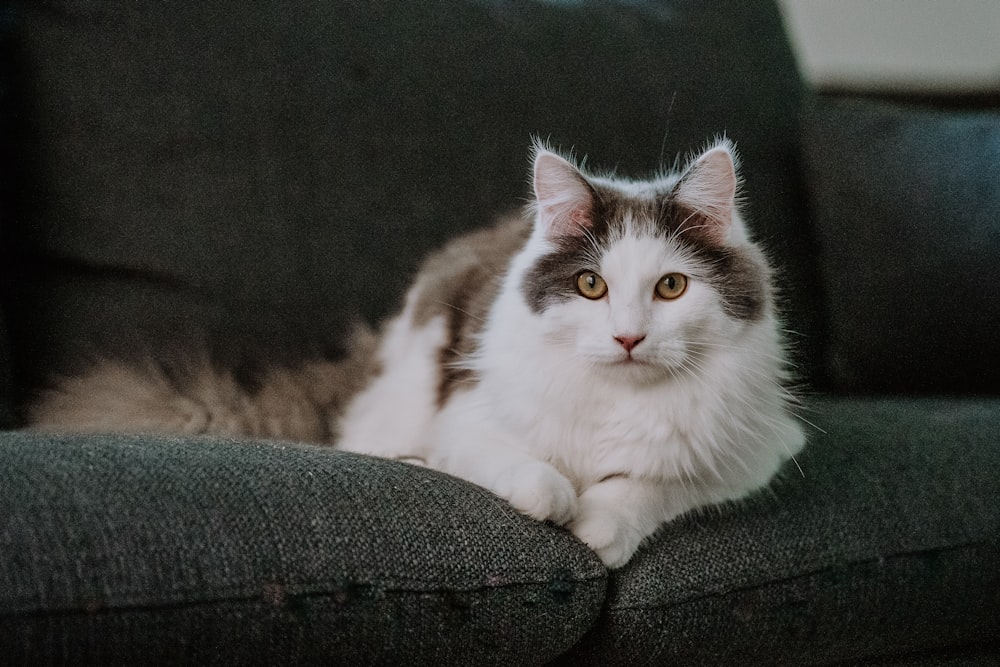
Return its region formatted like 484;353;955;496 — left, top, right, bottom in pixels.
569;510;643;569
492;462;578;525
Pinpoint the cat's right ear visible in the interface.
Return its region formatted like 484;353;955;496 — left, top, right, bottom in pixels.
532;148;595;239
673;141;741;245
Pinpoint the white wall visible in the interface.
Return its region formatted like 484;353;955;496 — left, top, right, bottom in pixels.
778;0;1000;94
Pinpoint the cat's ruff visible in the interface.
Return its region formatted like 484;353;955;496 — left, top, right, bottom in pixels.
29;140;805;568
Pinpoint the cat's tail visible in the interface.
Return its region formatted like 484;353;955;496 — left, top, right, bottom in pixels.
26;325;379;444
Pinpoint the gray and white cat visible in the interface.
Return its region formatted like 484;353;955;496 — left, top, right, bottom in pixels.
30;140;805;567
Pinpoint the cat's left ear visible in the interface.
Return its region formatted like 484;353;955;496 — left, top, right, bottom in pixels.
532;148;595;239
673;141;742;245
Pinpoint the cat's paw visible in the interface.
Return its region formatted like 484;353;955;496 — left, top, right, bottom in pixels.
492;462;578;525
569;510;643;569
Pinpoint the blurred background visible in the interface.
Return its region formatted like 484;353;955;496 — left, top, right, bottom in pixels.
779;0;1000;97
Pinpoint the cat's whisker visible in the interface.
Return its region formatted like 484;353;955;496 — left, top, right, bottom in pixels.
678;343;821;445
663;356;762;480
790;412;827;435
434;301;487;323
673;338;793;365
676;352;800;460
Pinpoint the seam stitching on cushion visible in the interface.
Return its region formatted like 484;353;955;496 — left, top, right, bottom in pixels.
0;573;609;618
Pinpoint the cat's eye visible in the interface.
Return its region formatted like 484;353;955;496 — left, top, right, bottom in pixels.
655;273;688;300
575;271;608;299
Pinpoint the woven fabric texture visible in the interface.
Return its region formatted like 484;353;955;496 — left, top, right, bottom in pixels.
559;397;1000;665
4;399;997;664
0;433;604;665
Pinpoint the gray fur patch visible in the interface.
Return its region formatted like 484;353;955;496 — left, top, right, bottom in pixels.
409;216;531;405
521;182;770;322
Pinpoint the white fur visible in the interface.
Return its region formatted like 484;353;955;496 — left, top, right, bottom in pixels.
336;300;446;465
337;145;805;567
430;225;802;566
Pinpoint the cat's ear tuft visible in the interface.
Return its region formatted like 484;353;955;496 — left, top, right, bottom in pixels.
674;140;740;244
532;147;595;239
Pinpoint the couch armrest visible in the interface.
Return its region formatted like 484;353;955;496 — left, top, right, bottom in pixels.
801;96;1000;394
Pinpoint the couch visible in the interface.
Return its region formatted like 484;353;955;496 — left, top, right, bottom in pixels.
1;1;997;664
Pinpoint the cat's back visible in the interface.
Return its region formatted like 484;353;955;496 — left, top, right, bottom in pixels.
333;215;532;458
26;217;530;442
404;215;531;400
408;215;531;327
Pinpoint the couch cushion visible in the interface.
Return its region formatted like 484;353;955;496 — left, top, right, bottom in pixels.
558;397;1000;665
3;0;819;398
0;433;604;664
802;97;1000;393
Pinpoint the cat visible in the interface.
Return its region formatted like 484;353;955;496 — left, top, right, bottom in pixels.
28;139;806;567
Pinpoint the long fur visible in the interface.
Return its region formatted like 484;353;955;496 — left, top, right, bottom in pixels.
29;141;806;567
29;325;378;443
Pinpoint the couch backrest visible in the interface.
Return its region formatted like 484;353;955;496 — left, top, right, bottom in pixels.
1;0;816;410
1;8;16;426
0;315;11;428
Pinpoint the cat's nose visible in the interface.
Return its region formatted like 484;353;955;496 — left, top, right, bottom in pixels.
614;335;646;353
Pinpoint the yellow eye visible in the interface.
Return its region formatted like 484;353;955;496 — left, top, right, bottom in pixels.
655;273;688;300
575;271;608;299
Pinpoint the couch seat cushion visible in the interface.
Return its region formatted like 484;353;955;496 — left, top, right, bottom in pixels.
559;397;1000;665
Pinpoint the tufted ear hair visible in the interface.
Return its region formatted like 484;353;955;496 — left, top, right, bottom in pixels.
673;140;741;245
532;147;595;240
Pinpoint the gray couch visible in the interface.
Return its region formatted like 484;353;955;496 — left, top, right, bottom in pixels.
2;2;998;664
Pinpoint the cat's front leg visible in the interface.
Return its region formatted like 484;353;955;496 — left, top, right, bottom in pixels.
488;458;579;525
428;400;578;525
432;440;578;525
569;476;684;568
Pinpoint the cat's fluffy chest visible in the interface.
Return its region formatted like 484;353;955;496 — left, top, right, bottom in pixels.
469;311;710;489
535;382;695;489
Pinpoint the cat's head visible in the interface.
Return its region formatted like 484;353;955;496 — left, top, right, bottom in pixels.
520;140;773;384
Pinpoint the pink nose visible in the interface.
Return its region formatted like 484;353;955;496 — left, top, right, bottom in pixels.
614;335;646;353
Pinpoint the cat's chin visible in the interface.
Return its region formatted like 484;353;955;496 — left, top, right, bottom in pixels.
595;356;678;386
